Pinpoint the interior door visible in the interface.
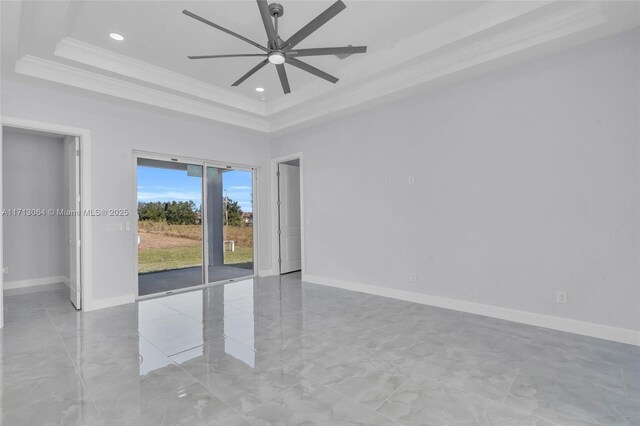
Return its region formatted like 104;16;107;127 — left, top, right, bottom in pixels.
66;136;81;309
278;163;301;274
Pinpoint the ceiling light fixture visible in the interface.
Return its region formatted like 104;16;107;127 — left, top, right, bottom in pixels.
109;33;124;41
182;1;368;94
267;52;285;65
255;87;265;92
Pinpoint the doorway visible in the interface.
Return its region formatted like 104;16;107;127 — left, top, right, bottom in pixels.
1;127;82;309
276;157;302;275
135;153;256;297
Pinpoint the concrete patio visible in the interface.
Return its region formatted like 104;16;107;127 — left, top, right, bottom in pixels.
138;263;254;296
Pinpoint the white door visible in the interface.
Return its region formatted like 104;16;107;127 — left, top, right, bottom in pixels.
278;163;301;274
66;136;81;309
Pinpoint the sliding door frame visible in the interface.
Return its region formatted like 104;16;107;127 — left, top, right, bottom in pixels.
133;150;259;299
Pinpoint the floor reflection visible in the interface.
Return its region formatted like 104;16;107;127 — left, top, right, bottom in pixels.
3;272;636;425
0;275;305;425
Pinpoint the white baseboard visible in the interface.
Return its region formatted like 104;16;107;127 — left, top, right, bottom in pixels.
85;294;136;311
258;269;275;277
302;273;640;347
4;281;67;296
3;275;67;290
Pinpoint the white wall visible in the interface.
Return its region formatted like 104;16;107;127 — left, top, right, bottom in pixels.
271;30;640;335
1;76;271;309
2;128;66;286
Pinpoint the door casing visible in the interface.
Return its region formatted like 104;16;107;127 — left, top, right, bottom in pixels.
0;116;93;327
271;153;305;277
277;163;302;274
65;135;82;309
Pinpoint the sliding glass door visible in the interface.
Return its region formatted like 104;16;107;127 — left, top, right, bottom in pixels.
206;167;254;283
136;156;255;296
137;158;204;296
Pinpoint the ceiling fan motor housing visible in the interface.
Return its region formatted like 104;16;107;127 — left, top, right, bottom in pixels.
183;0;367;94
269;3;284;17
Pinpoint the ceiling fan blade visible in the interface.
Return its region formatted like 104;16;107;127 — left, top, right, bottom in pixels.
232;59;269;86
256;0;278;45
188;54;267;59
288;46;367;57
282;0;346;50
285;57;338;84
276;64;291;94
183;10;268;53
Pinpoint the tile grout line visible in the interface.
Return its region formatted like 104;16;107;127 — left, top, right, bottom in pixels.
180;351;302;420
246;327;390;422
137;342;248;419
240;378;303;416
292;372;384;423
134;332;211;408
335;317;470;415
162;321;303;421
618;364;630;399
44;304;107;426
501;367;520;403
370;374;413;413
460;385;566;426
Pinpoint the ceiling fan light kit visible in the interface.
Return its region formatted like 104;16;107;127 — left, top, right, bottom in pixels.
268;52;286;65
183;0;367;95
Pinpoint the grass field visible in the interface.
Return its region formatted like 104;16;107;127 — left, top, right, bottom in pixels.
138;245;202;273
137;221;253;273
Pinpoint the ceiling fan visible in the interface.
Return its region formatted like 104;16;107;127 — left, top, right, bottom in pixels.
183;0;367;94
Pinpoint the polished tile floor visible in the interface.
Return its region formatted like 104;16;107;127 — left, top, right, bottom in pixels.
1;273;638;425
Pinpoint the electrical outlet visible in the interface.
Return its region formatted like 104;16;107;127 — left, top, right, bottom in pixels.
556;291;567;304
409;273;417;282
2;267;8;274
385;178;391;186
408;176;415;184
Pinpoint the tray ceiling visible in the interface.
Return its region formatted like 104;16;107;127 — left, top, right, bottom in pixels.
2;1;639;133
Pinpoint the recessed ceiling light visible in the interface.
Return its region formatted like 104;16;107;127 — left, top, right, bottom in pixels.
255;87;265;92
109;33;124;41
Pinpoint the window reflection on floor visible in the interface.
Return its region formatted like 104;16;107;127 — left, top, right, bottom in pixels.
137;279;256;370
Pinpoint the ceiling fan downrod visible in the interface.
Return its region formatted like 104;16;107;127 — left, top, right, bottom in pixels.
269;3;283;48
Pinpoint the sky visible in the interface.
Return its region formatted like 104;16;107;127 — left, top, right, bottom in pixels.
137;166;253;212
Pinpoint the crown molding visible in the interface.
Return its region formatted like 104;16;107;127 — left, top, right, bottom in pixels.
10;0;629;135
15;55;270;132
266;0;553;116
54;37;267;116
49;1;554;123
269;1;607;133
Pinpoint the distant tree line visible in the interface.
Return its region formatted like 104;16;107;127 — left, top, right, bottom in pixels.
138;201;199;225
138;198;245;226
